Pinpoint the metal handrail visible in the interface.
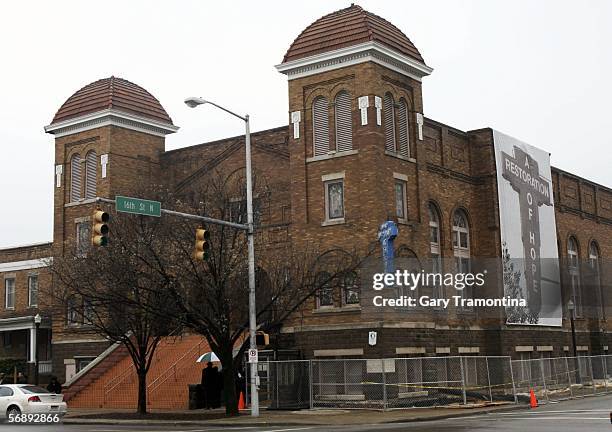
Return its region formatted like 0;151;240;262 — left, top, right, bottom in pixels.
103;329;185;399
147;339;205;396
104;363;136;399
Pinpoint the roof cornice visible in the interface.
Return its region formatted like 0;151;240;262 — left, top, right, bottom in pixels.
44;108;179;138
276;41;433;81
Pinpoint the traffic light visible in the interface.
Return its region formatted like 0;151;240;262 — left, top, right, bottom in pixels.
256;331;269;347
92;209;110;246
193;227;210;260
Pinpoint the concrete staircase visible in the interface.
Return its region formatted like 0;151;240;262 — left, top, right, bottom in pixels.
65;334;209;409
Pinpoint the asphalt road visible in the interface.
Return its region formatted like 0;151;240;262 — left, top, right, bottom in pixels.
6;395;612;432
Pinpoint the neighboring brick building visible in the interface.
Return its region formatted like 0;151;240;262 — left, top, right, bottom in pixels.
1;4;610;387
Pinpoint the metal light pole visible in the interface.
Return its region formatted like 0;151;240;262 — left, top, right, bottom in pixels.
34;314;41;385
184;97;259;417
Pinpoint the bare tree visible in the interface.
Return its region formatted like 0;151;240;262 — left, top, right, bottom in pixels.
49;212;181;415
49;171;369;417
157;169;370;416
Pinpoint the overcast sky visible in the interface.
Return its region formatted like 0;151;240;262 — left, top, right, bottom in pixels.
1;0;610;248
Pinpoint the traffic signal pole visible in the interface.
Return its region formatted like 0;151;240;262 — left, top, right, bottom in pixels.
98;100;261;417
244;114;259;417
94;197;249;231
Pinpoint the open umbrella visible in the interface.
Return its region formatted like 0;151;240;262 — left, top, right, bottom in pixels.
196;352;220;363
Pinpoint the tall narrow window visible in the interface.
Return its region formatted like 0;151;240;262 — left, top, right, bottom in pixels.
453;210;471;307
589;241;604;319
325;179;345;222
383;93;396;153
398;98;410;157
76;221;91;257
85;150;97;199
316;272;334;308
70;154;82;202
341;271;360;305
28;275;38;307
395;180;407;221
334;91;352;152
66;296;78;326
429;203;443;301
4;278;15;310
313;96;329;157
568;237;582;317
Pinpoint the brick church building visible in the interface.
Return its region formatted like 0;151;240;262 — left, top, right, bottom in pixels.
1;4;610;401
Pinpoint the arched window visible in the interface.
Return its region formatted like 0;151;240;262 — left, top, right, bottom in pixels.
334;91;352;152
315;271;333;308
85;150;97;199
429;203;441;256
589;241;604;318
429;203;443;301
383;93;396;153
453;209;471;306
568;237;582;317
398;98;410;157
453;210;470;262
70;154;82;202
312;96;329;157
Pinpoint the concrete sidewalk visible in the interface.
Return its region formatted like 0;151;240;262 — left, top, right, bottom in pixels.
63;402;528;426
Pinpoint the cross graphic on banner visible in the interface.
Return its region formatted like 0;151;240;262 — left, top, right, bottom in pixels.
502;146;552;315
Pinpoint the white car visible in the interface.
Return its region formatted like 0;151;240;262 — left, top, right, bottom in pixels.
0;384;67;420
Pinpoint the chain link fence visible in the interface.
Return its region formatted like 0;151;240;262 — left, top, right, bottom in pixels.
512;354;612;402
254;354;612;410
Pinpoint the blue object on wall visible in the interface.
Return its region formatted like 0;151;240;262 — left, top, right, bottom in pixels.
378;221;398;274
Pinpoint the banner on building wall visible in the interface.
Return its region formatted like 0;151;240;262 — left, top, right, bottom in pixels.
493;130;562;326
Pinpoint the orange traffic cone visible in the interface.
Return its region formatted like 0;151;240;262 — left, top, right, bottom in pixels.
529;389;538;408
238;391;245;410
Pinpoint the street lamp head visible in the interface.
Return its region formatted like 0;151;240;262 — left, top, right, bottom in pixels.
34;313;42;324
184;97;208;108
568;299;575;311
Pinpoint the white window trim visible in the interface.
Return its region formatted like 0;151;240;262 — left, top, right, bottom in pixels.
75;218;92;258
385;150;416;163
307;149;358;163
321;171;345;182
393;177;408;224
28;274;38;308
4;278;15;310
324;179;345;224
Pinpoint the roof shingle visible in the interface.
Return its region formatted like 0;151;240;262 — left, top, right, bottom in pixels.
51;77;173;125
283;4;425;64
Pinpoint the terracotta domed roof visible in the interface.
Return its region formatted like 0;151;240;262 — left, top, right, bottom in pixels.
283;4;425;64
50;76;173;125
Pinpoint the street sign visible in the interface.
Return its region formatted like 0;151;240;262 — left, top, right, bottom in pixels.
248;348;258;363
115;196;161;217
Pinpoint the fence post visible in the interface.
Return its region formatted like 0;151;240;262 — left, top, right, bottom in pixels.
459;356;467;405
508;357;518;404
245;362;249;407
381;359;388;411
275;362;279;408
565;357;573;398
309;360;313;410
603;356;608;393
268;359;272;403
485;357;493;402
589;356;596;394
539;358;549;402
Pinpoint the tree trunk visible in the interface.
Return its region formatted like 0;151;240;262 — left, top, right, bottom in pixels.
137;371;147;415
221;354;238;416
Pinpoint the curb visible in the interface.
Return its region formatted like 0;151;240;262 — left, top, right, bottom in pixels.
62;404;529;427
386;403;528;423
